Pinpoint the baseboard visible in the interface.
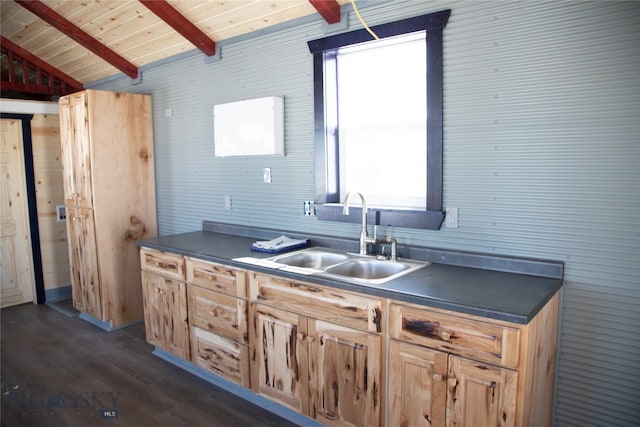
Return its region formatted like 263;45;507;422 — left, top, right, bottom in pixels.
78;312;143;332
152;348;323;427
45;286;72;302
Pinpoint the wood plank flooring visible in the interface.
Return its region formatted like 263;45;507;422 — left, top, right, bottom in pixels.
1;303;299;427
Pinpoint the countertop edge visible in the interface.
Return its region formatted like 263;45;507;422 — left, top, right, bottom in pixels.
137;227;564;325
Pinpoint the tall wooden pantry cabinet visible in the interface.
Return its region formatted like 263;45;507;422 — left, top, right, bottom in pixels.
59;89;157;329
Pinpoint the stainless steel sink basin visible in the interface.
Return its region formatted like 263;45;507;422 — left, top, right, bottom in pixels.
268;247;428;284
270;247;350;269
324;259;411;279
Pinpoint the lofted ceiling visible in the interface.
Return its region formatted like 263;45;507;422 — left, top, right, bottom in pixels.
1;0;351;100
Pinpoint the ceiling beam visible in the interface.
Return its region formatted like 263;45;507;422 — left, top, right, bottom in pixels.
139;0;216;57
15;0;138;79
309;0;341;24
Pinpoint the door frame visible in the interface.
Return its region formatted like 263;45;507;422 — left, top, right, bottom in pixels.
1;113;45;304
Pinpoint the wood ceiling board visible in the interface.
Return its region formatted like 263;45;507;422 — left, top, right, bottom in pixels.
118;33;197;67
1;6;53;46
0;2;33;36
59;55;122;84
67;3;152;43
197;2;316;41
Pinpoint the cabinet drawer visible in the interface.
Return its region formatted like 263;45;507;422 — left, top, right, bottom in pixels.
188;284;248;344
140;248;185;280
191;326;250;388
249;273;383;333
389;303;520;368
186;257;246;298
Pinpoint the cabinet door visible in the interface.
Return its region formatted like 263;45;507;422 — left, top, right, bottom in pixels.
250;303;308;414
59;92;93;208
308;319;382;427
446;356;517;427
388;340;448;427
66;207;101;319
141;271;189;360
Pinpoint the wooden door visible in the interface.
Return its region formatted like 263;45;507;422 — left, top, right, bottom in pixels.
59;92;93;208
66;207;101;319
141;271;189;359
0;119;34;307
250;303;308;414
308;319;381;427
446;356;517;427
388;340;448;427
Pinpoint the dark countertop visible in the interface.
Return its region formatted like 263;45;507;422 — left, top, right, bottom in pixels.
137;228;563;325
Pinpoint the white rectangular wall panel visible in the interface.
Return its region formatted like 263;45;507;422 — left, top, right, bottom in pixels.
213;96;284;157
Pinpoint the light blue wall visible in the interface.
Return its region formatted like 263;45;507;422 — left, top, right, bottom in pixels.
92;1;640;425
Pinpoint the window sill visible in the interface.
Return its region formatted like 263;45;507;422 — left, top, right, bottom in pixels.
315;204;445;230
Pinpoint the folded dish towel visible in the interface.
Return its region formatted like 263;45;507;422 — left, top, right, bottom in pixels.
251;235;309;253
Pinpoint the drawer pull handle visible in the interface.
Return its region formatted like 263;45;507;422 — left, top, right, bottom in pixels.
155;288;166;295
448;378;458;387
433;373;443;382
305;336;314;343
439;331;451;341
296;332;304;341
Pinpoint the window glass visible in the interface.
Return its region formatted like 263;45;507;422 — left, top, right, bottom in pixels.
336;32;426;209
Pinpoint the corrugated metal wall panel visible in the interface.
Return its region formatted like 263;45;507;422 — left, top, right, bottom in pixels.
92;1;639;425
557;282;640;427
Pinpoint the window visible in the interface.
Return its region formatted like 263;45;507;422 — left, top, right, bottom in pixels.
337;32;426;209
308;9;451;230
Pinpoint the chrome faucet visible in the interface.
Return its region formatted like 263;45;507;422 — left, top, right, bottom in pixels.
342;192;377;255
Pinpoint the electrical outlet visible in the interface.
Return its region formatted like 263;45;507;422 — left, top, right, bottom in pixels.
56;205;66;222
263;168;272;183
445;207;458;228
224;195;232;210
303;200;315;216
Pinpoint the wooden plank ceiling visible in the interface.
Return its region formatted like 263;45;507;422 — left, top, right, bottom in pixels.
1;0;350;99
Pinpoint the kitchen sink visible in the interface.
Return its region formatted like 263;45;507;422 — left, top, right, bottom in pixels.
267;247;428;284
325;259;410;279
270;247;350;269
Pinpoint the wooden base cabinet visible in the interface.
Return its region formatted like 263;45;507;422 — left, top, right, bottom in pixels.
249;273;383;427
59;89;157;328
137;251;559;427
387;293;559;427
140;248;189;360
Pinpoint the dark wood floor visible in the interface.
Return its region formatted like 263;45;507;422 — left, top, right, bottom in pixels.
1;303;299;427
